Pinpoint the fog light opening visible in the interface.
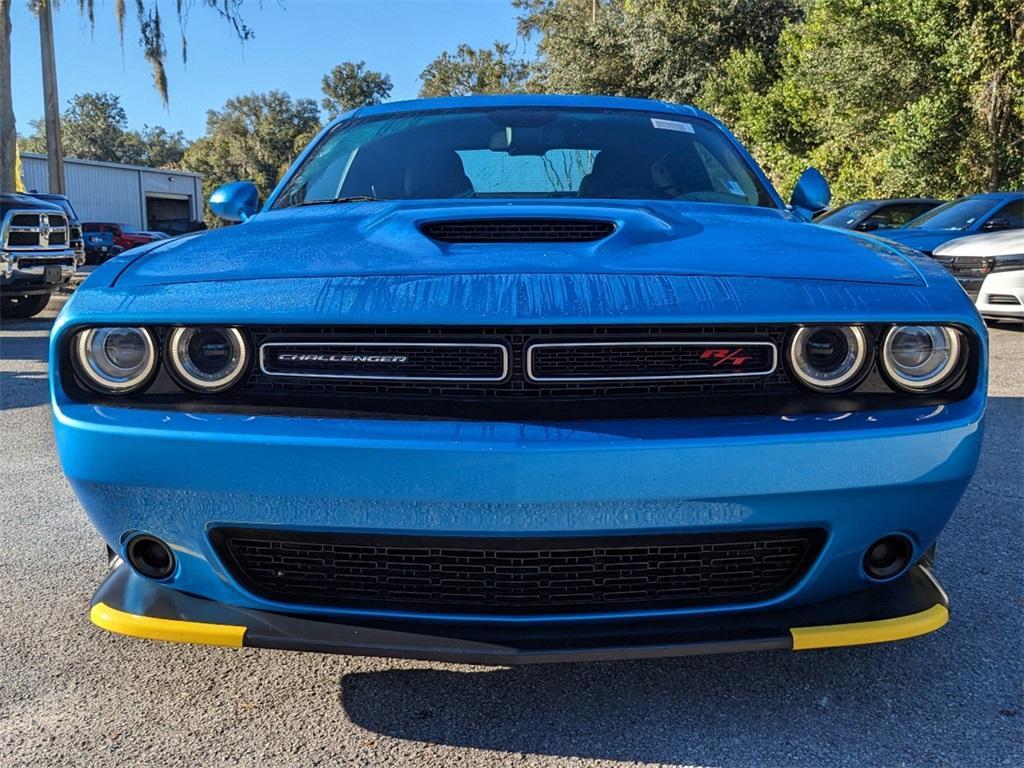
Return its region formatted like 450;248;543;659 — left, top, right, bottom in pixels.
125;535;176;580
863;535;913;581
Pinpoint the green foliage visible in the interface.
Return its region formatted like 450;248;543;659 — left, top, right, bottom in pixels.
321;61;392;119
419;42;531;97
181;91;321;225
515;0;1022;202
18;91;189;167
698;0;1024;201
513;0;801;102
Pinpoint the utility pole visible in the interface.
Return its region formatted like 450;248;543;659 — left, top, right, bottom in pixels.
38;0;64;194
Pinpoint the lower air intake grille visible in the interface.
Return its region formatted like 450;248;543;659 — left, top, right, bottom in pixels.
420;218;616;243
212;528;825;615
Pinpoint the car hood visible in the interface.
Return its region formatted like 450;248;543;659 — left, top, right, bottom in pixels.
933;229;1024;258
877;228;966;253
114;201;927;288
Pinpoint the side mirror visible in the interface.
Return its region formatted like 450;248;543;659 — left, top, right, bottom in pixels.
209;181;260;223
982;218;1009;232
790;168;831;221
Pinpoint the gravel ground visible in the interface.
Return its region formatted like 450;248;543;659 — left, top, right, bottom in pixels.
1;297;1021;768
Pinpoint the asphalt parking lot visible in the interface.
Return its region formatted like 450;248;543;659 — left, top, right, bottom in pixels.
1;296;1021;768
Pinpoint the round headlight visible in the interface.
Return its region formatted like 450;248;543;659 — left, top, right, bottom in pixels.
881;325;962;392
788;325;871;392
167;327;248;392
74;327;157;393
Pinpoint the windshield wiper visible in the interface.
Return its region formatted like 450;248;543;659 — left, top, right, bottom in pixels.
294;195;389;207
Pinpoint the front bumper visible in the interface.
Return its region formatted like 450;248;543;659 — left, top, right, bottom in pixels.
91;560;949;663
55;386;985;625
1;251;76;295
976;270;1024;319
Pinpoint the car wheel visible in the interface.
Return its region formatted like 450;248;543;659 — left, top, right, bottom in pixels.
0;293;52;319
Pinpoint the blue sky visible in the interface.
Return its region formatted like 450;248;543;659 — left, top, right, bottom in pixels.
11;0;529;139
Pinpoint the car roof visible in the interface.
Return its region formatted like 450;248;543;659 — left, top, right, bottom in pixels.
960;191;1022;201
344;94;704;123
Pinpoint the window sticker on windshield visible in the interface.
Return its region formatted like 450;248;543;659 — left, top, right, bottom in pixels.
651;118;695;134
725;179;745;196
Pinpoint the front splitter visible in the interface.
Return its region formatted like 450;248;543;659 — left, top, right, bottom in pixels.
90;563;948;665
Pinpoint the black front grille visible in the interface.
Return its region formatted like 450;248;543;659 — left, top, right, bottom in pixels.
261;341;508;381
934;254;992;278
232;325;795;418
421;218;616;243
15;256;74;267
212;528;826;615
528;340;776;381
986;294;1020;305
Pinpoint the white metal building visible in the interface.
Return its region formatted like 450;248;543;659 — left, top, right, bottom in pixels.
21;153;204;230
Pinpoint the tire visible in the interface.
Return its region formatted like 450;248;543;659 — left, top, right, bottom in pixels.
0;293;52;319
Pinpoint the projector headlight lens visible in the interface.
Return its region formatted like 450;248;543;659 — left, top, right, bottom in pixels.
74;327;156;393
167;327;248;392
882;325;962;392
788;325;870;392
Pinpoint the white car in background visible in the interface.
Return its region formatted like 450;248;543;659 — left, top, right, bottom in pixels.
932;230;1024;323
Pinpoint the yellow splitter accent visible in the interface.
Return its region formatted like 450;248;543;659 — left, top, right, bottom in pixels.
90;602;246;648
790;604;948;650
91;599;948;653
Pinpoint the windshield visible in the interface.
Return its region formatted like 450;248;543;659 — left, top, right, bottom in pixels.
273;107;775;208
816;203;873;227
906;198;994;231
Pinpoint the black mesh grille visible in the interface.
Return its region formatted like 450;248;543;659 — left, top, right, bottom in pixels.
261;341;508;381
421;218;615;243
212;528;826;615
528;341;775;380
6;232;37;247
233;325;794;418
14;256;74;267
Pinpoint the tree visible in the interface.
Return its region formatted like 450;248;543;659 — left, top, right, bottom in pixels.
19;91;190;168
321;60;392;119
1;0;256;192
513;0;801;102
120;125;191;168
419;42;531;97
699;0;1024;200
182;91;321;225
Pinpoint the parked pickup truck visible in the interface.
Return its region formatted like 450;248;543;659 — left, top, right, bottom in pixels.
1;193;78;319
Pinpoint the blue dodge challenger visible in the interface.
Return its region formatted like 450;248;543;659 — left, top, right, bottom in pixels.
51;96;985;663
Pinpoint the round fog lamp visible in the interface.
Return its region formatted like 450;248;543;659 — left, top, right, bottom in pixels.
74;327;156;393
167;326;248;392
882;325;962;392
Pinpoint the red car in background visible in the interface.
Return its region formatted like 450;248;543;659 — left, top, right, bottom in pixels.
82;222;161;250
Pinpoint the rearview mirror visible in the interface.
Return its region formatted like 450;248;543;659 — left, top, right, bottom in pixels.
209;181;260;223
790;168;831;221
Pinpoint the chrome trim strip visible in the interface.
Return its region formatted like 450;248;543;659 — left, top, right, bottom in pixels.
260;341;510;382
525;340;778;382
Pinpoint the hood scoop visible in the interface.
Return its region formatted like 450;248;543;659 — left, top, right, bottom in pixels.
419;217;616;243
